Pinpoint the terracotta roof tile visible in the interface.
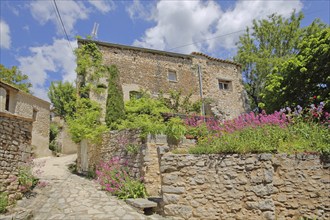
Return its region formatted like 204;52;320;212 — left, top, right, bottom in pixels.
191;52;241;67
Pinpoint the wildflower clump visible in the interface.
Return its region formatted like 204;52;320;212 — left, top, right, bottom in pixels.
187;102;329;154
96;157;147;199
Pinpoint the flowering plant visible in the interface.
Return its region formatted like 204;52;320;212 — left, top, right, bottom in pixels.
96;157;147;199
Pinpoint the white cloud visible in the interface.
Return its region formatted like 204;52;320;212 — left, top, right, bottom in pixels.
17;39;77;100
208;0;303;51
133;0;303;55
0;20;11;49
30;0;89;35
126;0;154;20
88;0;114;13
133;1;221;53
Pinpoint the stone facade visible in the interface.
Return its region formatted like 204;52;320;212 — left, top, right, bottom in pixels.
78;39;247;120
159;152;330;220
0;112;33;204
0;81;51;157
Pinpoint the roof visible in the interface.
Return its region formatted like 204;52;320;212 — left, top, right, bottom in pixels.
78;39;191;59
77;39;241;67
0;80;50;105
191;52;242;67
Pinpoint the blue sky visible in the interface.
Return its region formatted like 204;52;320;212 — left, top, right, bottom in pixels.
0;0;329;101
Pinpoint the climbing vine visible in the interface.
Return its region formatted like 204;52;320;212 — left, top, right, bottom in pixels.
75;39;106;98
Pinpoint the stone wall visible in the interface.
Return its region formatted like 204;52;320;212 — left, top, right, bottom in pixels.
77;131;195;196
192;55;248;119
52;117;78;154
14;92;51;157
0;112;33;204
159;152;330;220
77;130;142;177
78;39;247;120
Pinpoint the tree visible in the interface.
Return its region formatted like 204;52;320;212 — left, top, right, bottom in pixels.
234;12;304;110
105;65;125;129
0;64;32;93
262;28;330;111
48;81;76;119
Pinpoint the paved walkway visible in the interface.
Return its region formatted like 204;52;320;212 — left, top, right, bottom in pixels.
13;154;167;220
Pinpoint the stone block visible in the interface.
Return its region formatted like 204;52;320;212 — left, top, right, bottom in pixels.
163;193;180;204
164;204;193;219
162;186;185;194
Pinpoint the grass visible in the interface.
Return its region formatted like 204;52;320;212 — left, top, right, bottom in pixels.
188;122;330;154
0;192;8;213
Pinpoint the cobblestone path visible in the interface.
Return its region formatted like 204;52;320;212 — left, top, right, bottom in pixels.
15;154;167;220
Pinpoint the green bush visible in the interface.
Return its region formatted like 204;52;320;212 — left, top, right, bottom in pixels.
125;144;140;155
165;117;187;140
116;178;147;200
18;166;38;193
67;98;108;143
0;192;8;213
105;65;125;129
117;95;170;138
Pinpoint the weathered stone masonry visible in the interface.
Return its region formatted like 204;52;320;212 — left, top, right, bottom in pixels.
160;153;330;220
78;39;247;120
0;112;33;204
0;81;51;157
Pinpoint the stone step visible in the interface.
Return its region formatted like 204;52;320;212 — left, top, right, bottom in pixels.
126;198;158;209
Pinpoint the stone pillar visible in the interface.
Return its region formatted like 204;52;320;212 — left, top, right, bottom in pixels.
0;87;7;111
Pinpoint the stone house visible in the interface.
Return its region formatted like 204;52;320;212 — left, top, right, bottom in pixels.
0;80;51;157
78;39;248;120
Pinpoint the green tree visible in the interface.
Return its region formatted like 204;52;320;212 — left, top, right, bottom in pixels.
48;81;76;119
66;98;108;143
105;65;125;129
0;64;32;93
234;12;304;110
262;28;330;111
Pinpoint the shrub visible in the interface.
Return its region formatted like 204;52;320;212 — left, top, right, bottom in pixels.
96;157;147;199
0;192;8;213
116;95;169;137
165;117;187;140
67;98;108;143
125;144;140;155
105;65;125;129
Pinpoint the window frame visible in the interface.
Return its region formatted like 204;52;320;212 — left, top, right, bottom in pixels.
218;79;232;91
168;70;178;82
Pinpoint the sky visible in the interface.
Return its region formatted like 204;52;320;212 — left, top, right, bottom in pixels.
0;0;329;101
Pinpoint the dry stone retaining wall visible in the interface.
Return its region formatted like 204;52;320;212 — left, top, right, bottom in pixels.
0;112;33;203
77;132;195;196
159;152;330;220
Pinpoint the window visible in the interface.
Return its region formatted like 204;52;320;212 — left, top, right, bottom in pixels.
32;109;38;121
168;71;177;82
218;80;231;91
129;91;142;100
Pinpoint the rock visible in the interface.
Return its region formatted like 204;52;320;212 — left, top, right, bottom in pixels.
163;193;180;204
164;204;193;219
258;199;275;211
162;186;185;194
163;173;178;185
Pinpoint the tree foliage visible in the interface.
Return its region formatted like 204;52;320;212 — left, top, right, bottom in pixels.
105;65;125;129
48;81;76;119
0;64;32;93
234;11;328;111
66;98;108;143
262;28;330;111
